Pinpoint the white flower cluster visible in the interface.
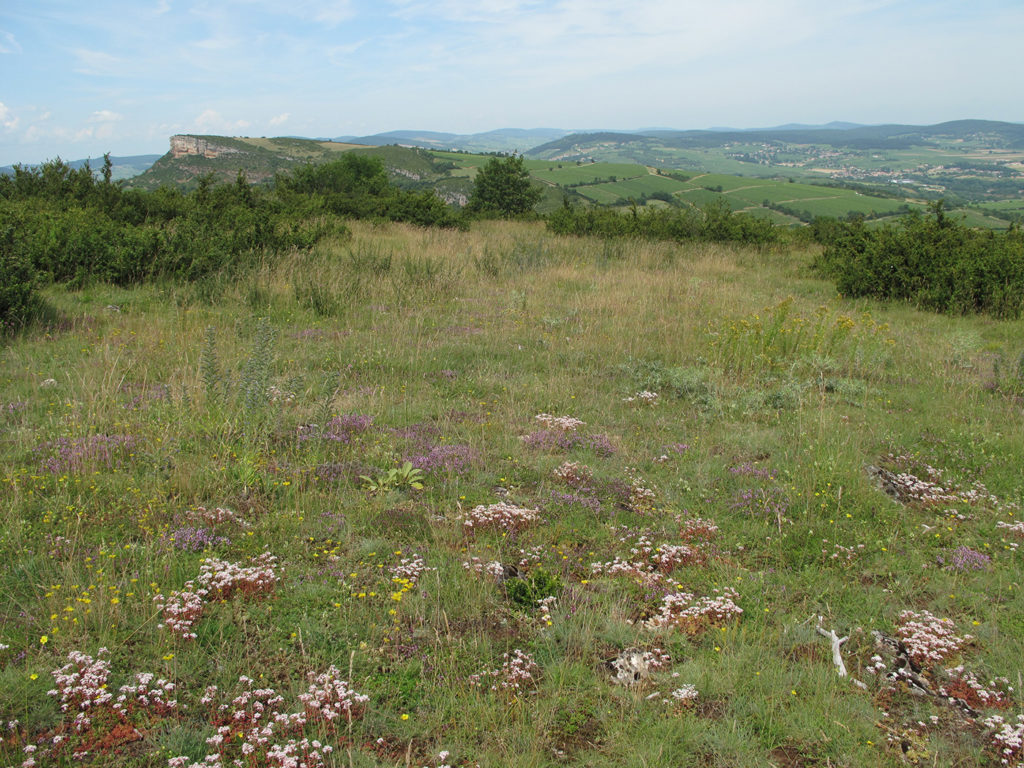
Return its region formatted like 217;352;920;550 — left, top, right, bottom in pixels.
469;649;540;696
390;554;433;585
670;684;699;704
679;517;720;541
461;557;506;580
651;544;701;572
193;506;251;528
876;454;1005;509
298;666;369;721
865;654;888;675
113;672;178;717
983;713;1024;766
645;587;743;632
172;673;356;768
156;553;279;640
461;501;540;533
534;413;585;432
941;666;1012;708
537;595;557;626
47;649;114;732
997;520;1024;551
266;385;296;404
625;468;658;514
622;391;659;405
155;588;206;640
197;552;279;599
590;523;714;584
896;610;971;667
552;460;593;488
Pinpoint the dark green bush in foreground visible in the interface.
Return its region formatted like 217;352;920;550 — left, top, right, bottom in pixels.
815;202;1024;318
0;222;39;332
0;154;464;303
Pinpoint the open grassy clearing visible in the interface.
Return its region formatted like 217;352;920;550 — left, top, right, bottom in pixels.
2;221;1023;767
531;165;648;186
240;138;366;157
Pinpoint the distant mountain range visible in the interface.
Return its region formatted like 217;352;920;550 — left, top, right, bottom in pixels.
330;128;571;153
5;120;1023;183
529;120;1024;156
330;122;877;152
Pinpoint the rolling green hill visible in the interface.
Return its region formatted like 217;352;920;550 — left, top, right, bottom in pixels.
526;120;1024;208
115;133;1017;227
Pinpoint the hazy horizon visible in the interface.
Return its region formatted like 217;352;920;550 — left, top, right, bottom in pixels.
2;0;1022;166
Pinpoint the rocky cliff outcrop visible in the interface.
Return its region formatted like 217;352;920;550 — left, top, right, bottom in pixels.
169;135;242;159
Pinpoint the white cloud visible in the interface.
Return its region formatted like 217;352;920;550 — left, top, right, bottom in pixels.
72;48;125;76
192;35;241;51
193;109;252;133
89;110;124;123
0;30;21;54
0;102;19;130
269;112;290;126
228;0;354;26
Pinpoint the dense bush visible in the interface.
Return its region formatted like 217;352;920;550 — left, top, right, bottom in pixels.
547;199;777;245
0;154;464;304
814;202;1024;318
0;221;39;333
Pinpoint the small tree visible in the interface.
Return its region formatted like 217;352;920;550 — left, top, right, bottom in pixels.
466;155;542;217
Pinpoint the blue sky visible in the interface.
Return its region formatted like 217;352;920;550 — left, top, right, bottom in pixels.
1;0;1022;165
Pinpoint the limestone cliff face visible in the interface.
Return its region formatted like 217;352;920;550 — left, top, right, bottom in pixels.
169;135;242;159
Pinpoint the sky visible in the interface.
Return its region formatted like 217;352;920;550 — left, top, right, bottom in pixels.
1;0;1022;165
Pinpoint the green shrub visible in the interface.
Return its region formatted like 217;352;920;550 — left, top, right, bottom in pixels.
0;220;40;333
547;199;777;245
815;202;1024;318
504;567;561;609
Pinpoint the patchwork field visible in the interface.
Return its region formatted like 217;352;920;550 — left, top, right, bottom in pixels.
2;222;1023;767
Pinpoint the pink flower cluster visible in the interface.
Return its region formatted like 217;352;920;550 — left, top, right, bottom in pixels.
552;461;593;489
198;552;279;599
644;587;743;633
624;468;658;514
298;665;370;723
461;502;540;534
941;666;1012;710
678;517;720;541
47;649;114;732
113;672;179;718
983;713;1024;766
590;521;716;584
37;650;175;765
172;672;362;768
895;610;971;667
155;589;206;640
468;649;540;696
822;541;865;562
156;553;279;640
